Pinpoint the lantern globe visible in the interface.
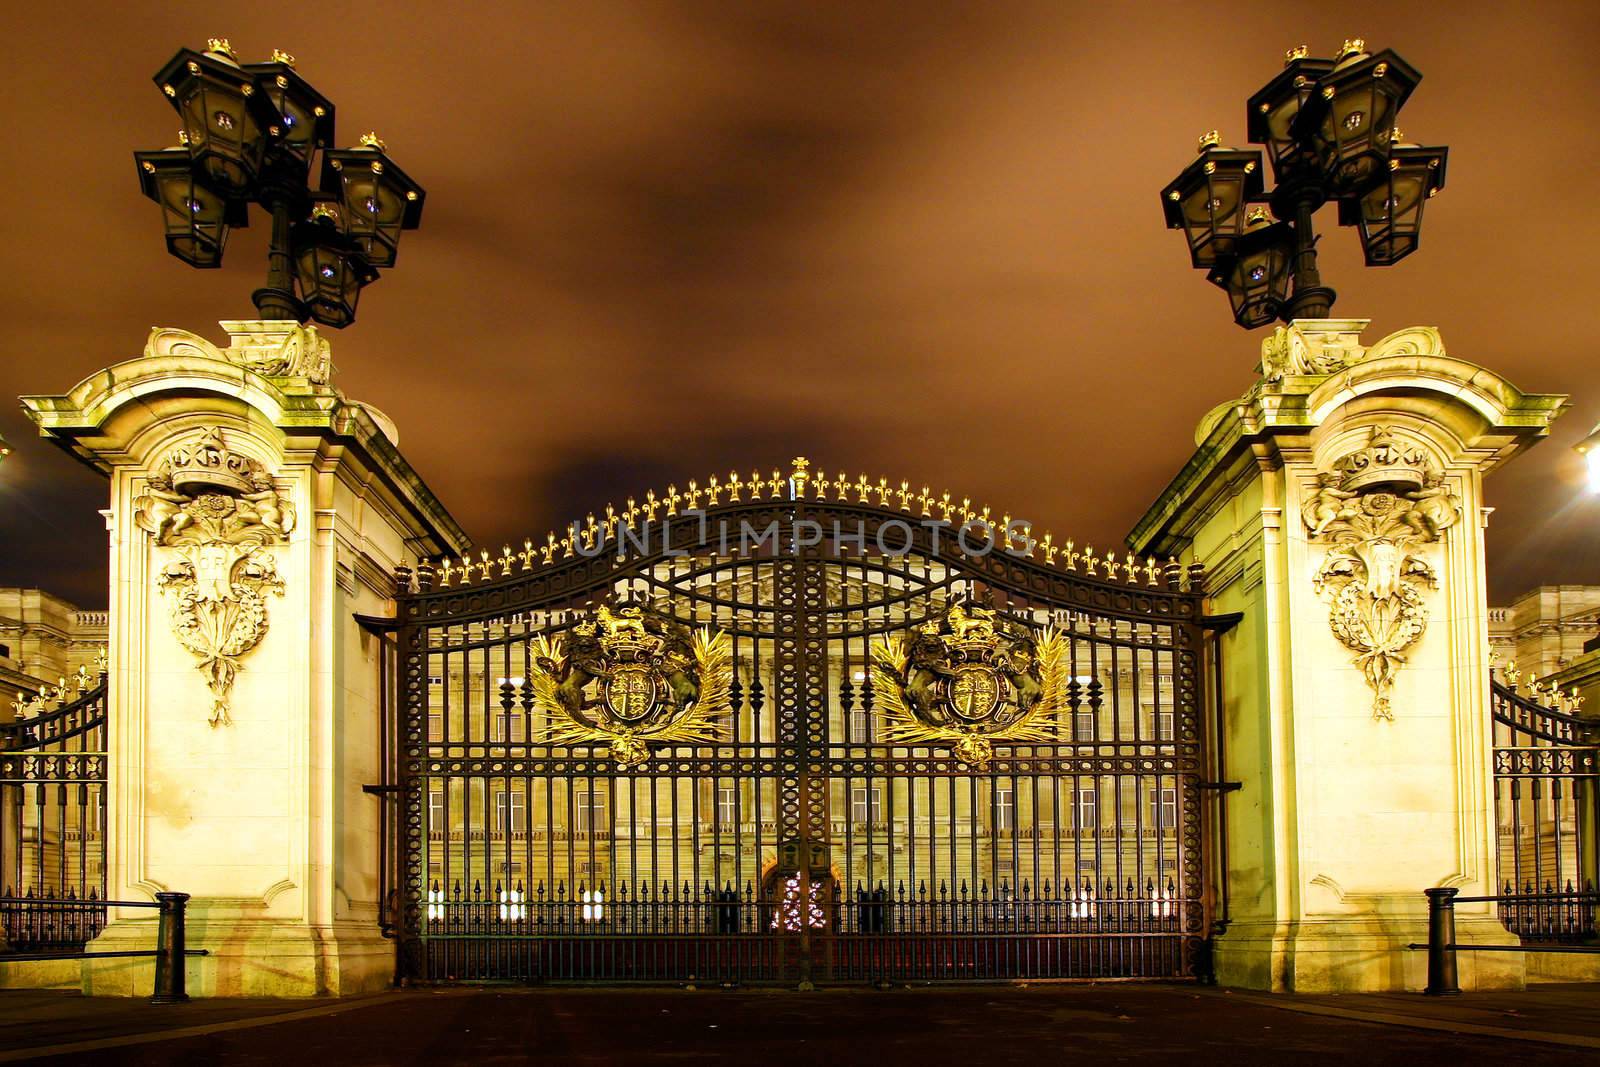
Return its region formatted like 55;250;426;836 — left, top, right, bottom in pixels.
135;148;247;268
320;138;425;269
152;41;274;194
1338;142;1446;266
1207;209;1293;329
1160;137;1265;269
1245;48;1335;184
1295;44;1421;196
242;55;335;180
292;205;379;328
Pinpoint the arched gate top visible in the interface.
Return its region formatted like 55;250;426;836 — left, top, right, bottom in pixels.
396;459;1206;627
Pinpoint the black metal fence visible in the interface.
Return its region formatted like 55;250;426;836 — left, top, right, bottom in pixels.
418;876;1187;982
0;889;108;950
1490;674;1598;944
0;892;198;1002
2;670;108;950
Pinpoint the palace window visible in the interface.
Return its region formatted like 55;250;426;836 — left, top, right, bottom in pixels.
493;789;526;834
428;713;443;741
428;791;445;832
1074;787;1097;831
1149;787;1177;830
994;785;1015;832
716;786;738;829
851;786;883;827
1074;710;1096;740
489;710;526;742
850;706;872;743
574;789;607;833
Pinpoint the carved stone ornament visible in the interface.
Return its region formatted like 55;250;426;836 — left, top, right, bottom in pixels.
1302;426;1461;720
133;428;295;726
1260;321;1445;382
870;602;1070;768
143;321;332;384
525;604;733;767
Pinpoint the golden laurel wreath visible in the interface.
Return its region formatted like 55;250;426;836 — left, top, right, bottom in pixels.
870;622;1070;768
526;624;733;767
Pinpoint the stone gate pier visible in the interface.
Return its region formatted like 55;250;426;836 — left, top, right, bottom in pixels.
1129;318;1567;992
21;321;467;995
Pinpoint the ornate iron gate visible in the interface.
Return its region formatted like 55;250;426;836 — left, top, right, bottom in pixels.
1490;671;1599;941
390;464;1209;983
1;662;108;949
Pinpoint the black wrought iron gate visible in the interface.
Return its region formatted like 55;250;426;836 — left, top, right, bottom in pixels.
388;465;1210;983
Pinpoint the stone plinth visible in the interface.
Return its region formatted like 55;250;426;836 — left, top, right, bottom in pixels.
1129;319;1568;993
20;321;469;996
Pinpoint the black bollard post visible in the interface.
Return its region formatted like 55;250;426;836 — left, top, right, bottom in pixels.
1424;887;1460;996
150;891;191;1003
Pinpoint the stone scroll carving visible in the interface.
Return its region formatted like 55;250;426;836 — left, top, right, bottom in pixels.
143;321;332;384
134;428;295;726
1302;427;1461;720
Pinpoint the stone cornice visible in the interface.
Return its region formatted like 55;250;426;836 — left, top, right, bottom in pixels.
19;335;469;558
1127;324;1568;558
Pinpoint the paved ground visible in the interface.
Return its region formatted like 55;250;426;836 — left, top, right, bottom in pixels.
4;984;1599;1064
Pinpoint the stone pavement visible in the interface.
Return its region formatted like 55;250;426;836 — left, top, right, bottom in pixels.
2;983;1599;1064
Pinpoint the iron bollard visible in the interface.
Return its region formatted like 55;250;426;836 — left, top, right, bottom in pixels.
151;891;190;1003
1424;886;1460;996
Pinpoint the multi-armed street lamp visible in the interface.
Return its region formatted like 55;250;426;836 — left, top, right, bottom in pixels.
1160;39;1448;328
135;39;425;328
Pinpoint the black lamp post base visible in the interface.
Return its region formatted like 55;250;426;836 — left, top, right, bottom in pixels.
251;286;303;322
1285;285;1336;321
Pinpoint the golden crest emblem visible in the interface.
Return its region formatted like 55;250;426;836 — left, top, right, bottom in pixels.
871;603;1069;768
527;604;733;767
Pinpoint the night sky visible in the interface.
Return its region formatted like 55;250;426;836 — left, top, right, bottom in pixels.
3;2;1598;608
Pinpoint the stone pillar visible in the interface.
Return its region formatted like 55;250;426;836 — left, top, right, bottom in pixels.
1128;319;1568;992
21;321;468;996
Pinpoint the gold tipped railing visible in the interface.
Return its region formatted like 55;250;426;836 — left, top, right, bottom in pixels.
416;457;1182;591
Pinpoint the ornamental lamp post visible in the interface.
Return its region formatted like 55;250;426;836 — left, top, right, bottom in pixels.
135;38;426;328
1162;38;1448;329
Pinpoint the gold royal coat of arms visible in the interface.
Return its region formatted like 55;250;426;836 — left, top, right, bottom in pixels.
527;605;733;767
872;603;1069;768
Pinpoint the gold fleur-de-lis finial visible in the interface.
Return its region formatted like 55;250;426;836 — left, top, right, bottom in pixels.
789;457;810;499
